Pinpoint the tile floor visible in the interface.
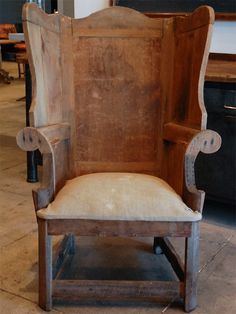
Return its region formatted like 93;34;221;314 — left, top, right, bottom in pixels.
0;62;235;314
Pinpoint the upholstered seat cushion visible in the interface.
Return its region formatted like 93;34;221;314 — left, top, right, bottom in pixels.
37;173;202;221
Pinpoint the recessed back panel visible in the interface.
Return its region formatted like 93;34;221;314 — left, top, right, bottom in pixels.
72;9;164;175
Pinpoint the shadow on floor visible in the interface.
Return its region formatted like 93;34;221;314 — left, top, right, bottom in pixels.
203;199;236;229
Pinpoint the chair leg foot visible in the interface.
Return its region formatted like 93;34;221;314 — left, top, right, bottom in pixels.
153;237;163;255
184;222;199;312
38;219;52;311
39;303;52;312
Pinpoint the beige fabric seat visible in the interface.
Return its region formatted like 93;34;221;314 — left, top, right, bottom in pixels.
37;173;202;222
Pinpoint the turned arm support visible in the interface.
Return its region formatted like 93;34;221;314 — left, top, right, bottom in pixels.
16;123;71;210
163;122;221;212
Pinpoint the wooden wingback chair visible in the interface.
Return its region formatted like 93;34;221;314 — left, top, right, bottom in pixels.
17;3;221;312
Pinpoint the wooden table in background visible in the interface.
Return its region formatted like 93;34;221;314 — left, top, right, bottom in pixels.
206;55;236;83
197;53;236;204
0;39;18;83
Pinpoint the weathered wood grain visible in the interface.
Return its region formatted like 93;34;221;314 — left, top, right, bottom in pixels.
184;222;200;312
47;219;192;237
164;7;214;130
52;280;184;302
38;219;52;311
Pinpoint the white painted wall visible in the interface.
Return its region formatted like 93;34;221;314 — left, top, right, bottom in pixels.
74;0;110;18
57;0;110;18
210;21;236;54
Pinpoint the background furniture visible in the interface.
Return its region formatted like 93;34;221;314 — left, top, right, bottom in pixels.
0;0;57;24
13;33;27;78
0;24;17;38
115;0;236;16
0;24;27;82
0;39;18;83
17;4;221;311
0;24;26;61
196;54;236;204
5;32;39;181
0;24;17;74
15;52;27;78
25;62;42;183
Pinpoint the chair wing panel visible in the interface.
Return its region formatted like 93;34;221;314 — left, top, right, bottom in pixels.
160;6;215;197
166;6;214;129
23;3;74;128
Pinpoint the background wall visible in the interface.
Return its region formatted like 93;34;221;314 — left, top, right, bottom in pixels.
1;0;235;53
116;0;236;54
58;0;110;18
0;0;25;24
116;0;236;13
211;21;236;53
74;0;110;18
0;0;56;26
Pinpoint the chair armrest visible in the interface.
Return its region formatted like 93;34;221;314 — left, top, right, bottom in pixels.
16;123;71;210
163;122;221;212
163;123;199;144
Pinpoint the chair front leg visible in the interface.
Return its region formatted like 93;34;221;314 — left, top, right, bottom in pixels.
38;218;52;311
184;222;200;312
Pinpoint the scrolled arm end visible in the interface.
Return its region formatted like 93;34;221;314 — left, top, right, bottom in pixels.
187;129;221;156
16;123;70;153
162;123;221;212
16;127;52;153
16;123;71;211
185;129;221;195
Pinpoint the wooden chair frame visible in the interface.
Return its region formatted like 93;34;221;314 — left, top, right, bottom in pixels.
17;4;221;312
38;219;199;311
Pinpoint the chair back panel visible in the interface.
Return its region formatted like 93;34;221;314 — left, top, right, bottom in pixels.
71;10;165;175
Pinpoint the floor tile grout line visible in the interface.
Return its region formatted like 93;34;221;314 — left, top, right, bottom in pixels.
0;288;64;313
0;162;27;171
0;287;37;306
199;234;234;274
0;229;37;249
160;297;178;313
0;189;35;197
